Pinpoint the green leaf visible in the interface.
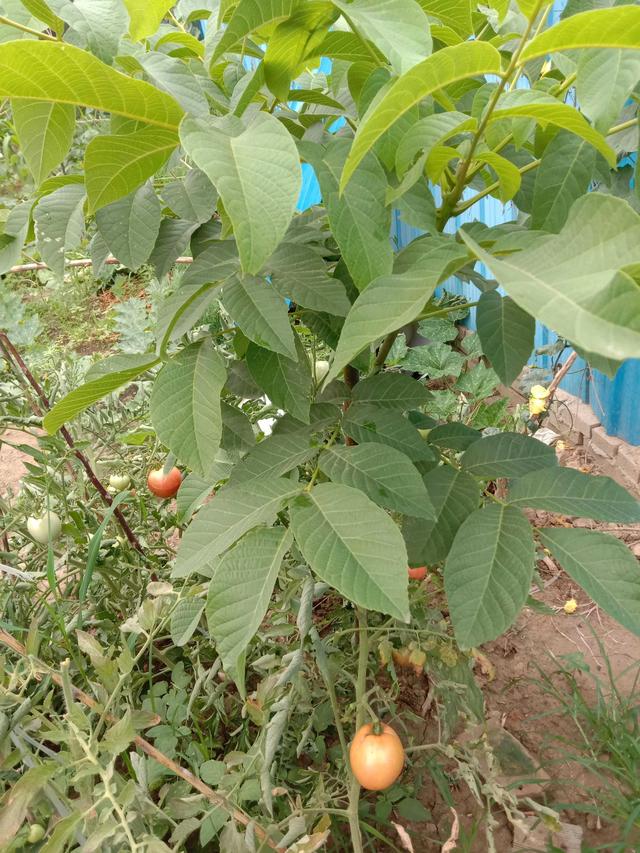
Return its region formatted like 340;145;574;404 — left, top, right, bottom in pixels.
473;151;522;203
38;812;82;853
521;6;640;62
489;94;614;166
264;3;337;101
460;431;556;478
396;180;438;232
176;472;215;524
402;466;479;564
206;527;291;668
85;126;179;213
229;429;319;485
333;0;432;75
0;202;30;276
417;0;473;37
11;100;74;186
246;338;313;424
306;139;393;292
124;0;173;40
150;339;226;478
95;181;162;269
51;0;129;63
576;48;640;134
162;169;218;224
222;275;296;359
266;243;350;317
0;763;57;844
400;341;465;378
540;528;640;636
170;598;205;646
174;477;301;577
445;504;535;647
351;373;430;409
426;422;481;451
341;41;501;189
319;444;434;518
476;291;535;385
155;241;239;350
0;41;183;128
324;239;468;383
149;219;199;280
139;51;210;116
508;467;640;522
33;183;86;279
343;404;435;463
460;194;640;362
44;353;160;433
181;112;301;274
308;30;384;63
19;0;64;32
396;111;476;176
531;132;596;233
290;483;410;621
80;490;131;603
211;0;297;62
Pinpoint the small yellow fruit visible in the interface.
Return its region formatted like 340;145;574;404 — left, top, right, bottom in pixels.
528;397;547;415
530;385;550;399
563;598;578;615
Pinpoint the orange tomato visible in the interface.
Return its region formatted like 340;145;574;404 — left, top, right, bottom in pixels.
349;723;405;791
147;467;182;498
408;565;427;580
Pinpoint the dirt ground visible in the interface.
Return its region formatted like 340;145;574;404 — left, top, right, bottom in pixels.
3;429;639;852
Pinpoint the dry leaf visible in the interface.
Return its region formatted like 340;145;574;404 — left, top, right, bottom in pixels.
391;823;414;852
442;808;459;852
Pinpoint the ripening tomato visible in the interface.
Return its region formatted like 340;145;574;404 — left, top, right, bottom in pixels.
349;722;405;791
27;511;62;544
147;467;182;498
408;565;427;580
314;359;330;383
27;824;46;843
109;472;131;491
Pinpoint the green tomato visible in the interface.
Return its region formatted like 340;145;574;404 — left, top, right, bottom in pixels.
109;473;131;491
27;511;61;544
27;824;45;843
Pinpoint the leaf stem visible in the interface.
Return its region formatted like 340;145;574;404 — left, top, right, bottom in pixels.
0;15;57;40
370;331;399;375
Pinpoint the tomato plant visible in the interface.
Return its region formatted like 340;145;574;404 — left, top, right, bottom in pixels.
1;0;640;850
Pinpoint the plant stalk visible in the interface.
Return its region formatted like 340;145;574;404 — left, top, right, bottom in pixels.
347;607;369;853
0;333;145;555
0;14;56;40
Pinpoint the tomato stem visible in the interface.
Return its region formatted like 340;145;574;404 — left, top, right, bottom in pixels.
347;606;369;852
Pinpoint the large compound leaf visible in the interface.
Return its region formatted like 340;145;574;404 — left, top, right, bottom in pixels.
396;111;476;176
33;183;86;279
306;139;393;292
461;194;640;362
476;291;535;385
531;132;596;233
222;275;296;359
324;239;468;383
417;0;473;36
509;467;640;522
290;483;410;621
162;169;218;224
461;432;556;478
85;126;179;213
150;339;226;478
541;528;640;636
210;0;297;63
206;527;292;669
181;112;301;274
44;353;159;433
0;41;183;128
139;51;210;116
351;373;430;409
174;477;301;578
445;504;535;647
95;181;162;269
332;0;432;75
521;6;640;61
402;466;480;565
49;0;128;63
149;219;199;280
319;444;434;518
343;404;435;463
266;243;350;317
11;100;75;185
246;338;313;424
341;41;501;189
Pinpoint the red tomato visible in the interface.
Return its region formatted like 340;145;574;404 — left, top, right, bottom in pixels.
147;467;182;498
349;723;405;791
408;565;427;580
